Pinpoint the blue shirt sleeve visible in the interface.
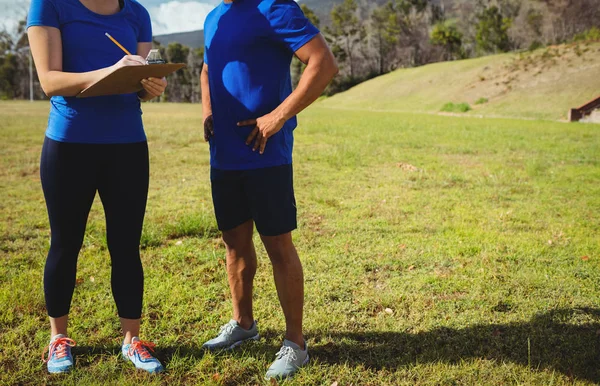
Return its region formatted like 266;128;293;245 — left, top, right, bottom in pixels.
136;4;153;42
27;0;60;29
203;14;212;65
268;0;320;52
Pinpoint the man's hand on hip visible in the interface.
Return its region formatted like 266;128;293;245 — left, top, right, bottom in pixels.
239;113;287;155
204;115;214;142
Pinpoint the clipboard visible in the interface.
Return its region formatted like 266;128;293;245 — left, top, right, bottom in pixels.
77;63;186;98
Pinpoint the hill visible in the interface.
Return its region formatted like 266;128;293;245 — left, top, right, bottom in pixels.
151;0;396;48
319;42;600;121
154;30;204;49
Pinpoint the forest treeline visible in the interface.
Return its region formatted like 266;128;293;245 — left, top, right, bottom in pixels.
1;0;599;102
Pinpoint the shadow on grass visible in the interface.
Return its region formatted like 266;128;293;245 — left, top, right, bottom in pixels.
72;344;122;368
80;308;598;382
308;308;600;383
158;308;599;382
158;329;284;363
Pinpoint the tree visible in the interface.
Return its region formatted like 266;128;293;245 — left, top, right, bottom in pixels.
164;42;191;102
0;18;41;100
370;1;399;75
301;4;320;27
526;8;544;38
396;0;428;15
188;48;204;103
475;5;512;53
0;53;18;99
325;0;366;79
430;20;464;60
391;0;437;67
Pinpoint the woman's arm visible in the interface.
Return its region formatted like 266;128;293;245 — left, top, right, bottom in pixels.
136;42;168;102
28;26;146;97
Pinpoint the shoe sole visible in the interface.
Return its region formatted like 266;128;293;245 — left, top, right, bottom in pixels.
48;367;72;374
48;367;73;374
204;333;261;351
122;353;164;374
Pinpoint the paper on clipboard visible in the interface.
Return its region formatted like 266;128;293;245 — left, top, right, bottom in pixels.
77;63;186;98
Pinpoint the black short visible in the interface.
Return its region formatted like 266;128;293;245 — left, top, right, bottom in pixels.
210;164;297;237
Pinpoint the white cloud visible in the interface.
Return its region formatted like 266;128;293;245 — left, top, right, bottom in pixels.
0;0;219;36
142;1;220;35
0;0;29;36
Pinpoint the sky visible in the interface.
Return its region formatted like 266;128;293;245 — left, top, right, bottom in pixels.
0;0;223;36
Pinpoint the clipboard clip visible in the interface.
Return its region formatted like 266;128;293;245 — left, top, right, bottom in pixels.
146;49;166;64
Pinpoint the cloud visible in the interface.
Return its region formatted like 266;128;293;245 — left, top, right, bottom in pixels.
142;0;220;35
0;0;28;35
2;0;301;36
0;0;218;36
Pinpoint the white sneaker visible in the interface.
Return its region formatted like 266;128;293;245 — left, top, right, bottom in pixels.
265;339;309;380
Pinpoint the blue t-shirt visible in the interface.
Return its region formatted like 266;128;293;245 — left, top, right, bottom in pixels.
27;0;152;144
204;0;319;170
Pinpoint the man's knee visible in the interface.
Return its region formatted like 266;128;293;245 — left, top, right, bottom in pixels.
223;220;254;255
261;233;296;264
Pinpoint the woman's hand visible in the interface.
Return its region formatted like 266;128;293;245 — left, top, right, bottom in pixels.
112;55;146;70
140;77;168;100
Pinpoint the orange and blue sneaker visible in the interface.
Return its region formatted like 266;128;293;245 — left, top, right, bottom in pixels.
122;337;164;373
43;334;76;374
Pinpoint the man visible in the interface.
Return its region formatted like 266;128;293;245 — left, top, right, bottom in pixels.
200;0;338;380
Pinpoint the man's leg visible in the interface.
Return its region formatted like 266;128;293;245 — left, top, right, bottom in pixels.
222;219;257;329
203;168;260;350
260;232;304;348
246;164;303;346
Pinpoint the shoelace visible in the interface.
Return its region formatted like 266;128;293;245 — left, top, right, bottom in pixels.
275;346;297;364
42;337;76;363
128;340;156;360
219;323;236;337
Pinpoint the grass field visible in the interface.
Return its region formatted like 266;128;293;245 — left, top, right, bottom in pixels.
1;101;599;385
322;42;600;121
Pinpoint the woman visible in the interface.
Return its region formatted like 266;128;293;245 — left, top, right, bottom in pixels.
27;0;167;374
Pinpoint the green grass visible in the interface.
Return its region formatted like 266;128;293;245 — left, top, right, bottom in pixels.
440;102;472;113
1;101;600;385
320;42;600;121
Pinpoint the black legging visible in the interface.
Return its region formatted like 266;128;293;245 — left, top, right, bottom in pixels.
40;137;149;319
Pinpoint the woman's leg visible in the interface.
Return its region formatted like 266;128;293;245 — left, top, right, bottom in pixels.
40;137;97;335
97;141;149;343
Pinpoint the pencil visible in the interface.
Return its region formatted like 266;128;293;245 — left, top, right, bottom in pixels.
105;32;132;56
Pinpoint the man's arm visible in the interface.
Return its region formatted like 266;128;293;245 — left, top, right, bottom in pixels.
201;63;214;141
240;34;338;154
201;63;212;120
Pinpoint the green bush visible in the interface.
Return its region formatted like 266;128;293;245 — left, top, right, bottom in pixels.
573;27;600;42
475;97;489;105
528;41;544;51
441;102;472;113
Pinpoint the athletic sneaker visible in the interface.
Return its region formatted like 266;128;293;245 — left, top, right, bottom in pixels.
265;339;309;380
202;319;260;351
122;337;164;373
43;334;76;374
